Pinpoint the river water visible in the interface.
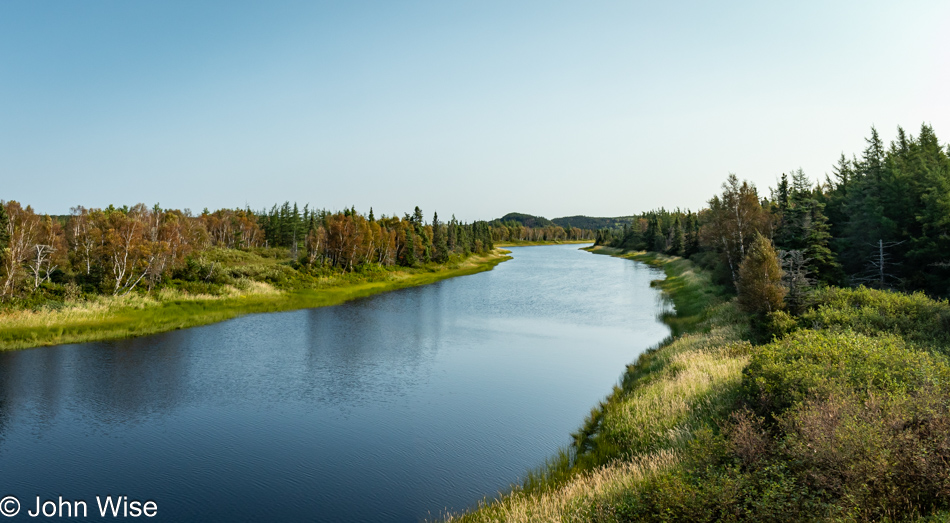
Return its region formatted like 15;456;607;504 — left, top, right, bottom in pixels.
0;245;670;522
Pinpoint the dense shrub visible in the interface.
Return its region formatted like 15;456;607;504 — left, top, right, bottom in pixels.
742;330;950;418
801;286;950;352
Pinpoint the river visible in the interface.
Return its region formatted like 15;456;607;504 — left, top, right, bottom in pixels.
0;244;670;522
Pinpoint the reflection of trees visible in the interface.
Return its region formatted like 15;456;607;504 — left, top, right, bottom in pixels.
0;331;190;432
301;283;446;408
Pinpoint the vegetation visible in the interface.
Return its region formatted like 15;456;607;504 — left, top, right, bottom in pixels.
596;124;950;299
0;200;525;349
552;216;637;231
496;213;635;232
0;248;509;350
492;213;595;243
449;123;950;522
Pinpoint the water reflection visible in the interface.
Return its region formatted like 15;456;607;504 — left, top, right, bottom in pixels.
0;245;671;522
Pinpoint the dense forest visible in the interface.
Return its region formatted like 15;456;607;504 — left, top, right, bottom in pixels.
596;123;950;299
0;202;520;306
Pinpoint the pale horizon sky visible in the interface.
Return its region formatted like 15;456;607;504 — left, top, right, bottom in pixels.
2;1;948;222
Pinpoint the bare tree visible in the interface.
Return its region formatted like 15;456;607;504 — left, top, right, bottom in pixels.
1;202;40;298
779;249;814;313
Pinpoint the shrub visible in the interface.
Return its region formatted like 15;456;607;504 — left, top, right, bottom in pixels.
801;286;950;352
742;330;950;418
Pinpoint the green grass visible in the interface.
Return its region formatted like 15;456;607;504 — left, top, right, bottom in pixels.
449;247;950;522
446;248;746;522
0;250;511;350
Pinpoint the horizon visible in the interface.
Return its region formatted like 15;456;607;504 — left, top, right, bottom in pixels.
2;1;948;221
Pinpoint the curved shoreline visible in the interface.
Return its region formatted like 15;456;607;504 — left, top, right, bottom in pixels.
0;251;511;351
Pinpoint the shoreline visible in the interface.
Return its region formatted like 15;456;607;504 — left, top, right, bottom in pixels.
0;250;512;351
494;240;593;247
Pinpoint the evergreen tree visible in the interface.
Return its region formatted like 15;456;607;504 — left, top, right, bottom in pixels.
685;211;700;256
447;215;457;252
404;226;416;266
671;216;685;256
432;212;448;263
412;206;424;228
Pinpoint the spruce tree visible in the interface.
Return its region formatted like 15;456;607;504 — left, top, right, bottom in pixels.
432;212;448;263
671;216;685;256
404;226;416;266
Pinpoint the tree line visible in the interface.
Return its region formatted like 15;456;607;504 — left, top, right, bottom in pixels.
596;123;950;300
0;202;513;302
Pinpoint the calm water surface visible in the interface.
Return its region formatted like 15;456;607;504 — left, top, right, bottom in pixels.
0;245;670;522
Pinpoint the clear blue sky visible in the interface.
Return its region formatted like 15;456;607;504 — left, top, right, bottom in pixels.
2;1;947;221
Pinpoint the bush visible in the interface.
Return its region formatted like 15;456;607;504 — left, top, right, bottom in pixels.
742;330;950;418
800;286;950;352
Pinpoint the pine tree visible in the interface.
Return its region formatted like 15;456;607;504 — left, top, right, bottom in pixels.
404;225;416;266
447;215;458;252
671;216;685;256
413;206;424;228
432;212;448;263
685;211;700;256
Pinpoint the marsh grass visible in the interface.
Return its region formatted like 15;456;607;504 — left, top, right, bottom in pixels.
0;250;510;350
446;248;745;522
450;248;950;522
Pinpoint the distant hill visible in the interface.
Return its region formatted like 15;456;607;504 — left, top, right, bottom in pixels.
551;215;636;230
495;212;556;228
494;213;635;230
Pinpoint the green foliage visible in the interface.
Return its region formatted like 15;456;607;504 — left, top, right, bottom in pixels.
743;330;950;417
0;203;9;254
736;234;785;316
801;286;950;352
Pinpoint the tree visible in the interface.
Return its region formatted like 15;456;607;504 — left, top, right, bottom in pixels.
432;212;448;263
671;216;685;256
0;204;9;253
1;201;41;298
737;233;786;316
701;174;769;287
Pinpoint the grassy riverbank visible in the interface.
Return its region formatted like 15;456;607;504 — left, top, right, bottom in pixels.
494;240;593;247
448;246;950;522
0;249;511;350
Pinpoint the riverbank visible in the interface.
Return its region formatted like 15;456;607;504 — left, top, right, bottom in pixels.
494;240;593;247
0;249;511;351
448;246;950;522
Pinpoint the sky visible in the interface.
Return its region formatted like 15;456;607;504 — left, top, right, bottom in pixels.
1;1;948;222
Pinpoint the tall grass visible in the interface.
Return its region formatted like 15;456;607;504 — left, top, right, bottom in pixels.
0;250;510;350
449;247;950;522
446;248;745;522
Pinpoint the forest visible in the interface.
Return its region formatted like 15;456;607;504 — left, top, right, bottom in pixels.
595;123;950;300
0;203;479;302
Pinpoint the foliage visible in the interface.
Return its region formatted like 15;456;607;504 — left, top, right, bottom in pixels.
736;233;785;317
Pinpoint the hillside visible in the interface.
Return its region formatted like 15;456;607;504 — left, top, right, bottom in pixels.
495;212;557;228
